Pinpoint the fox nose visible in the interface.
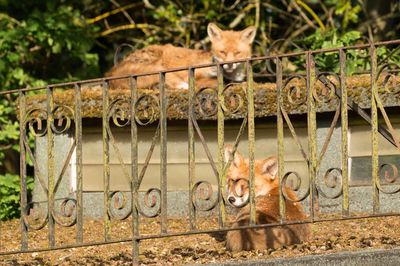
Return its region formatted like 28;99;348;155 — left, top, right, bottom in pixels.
228;196;236;204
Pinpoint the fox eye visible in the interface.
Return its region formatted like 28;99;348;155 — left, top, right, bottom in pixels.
219;51;227;56
234;51;242;56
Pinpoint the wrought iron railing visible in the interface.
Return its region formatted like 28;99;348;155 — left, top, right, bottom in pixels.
1;40;400;263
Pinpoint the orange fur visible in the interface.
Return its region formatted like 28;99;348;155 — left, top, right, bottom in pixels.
106;23;256;90
224;146;311;251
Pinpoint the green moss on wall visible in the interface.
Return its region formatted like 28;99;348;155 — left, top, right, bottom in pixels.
21;74;400;121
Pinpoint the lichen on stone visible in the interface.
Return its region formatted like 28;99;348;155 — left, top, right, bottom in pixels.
20;74;400;121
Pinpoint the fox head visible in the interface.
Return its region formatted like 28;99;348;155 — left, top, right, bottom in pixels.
207;23;256;82
224;145;278;208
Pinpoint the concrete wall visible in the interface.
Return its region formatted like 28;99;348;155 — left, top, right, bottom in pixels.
81;119;309;192
32;117;400;218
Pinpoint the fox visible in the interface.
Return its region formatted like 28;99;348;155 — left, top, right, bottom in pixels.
224;146;311;251
106;23;256;90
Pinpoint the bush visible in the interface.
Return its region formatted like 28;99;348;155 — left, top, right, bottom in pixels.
0;174;33;221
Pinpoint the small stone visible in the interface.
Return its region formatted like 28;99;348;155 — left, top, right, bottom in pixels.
232;252;241;258
161;249;169;256
329;236;337;242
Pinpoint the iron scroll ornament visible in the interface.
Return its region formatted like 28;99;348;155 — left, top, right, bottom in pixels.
191;181;219;211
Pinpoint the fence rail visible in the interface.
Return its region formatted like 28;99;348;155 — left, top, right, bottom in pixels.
1;40;400;264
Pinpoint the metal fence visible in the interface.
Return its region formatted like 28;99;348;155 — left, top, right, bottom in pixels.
1;40;400;263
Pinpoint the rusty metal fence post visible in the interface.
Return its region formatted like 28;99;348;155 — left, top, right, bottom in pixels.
18;90;28;251
339;50;350;217
159;72;168;234
102;80;111;241
188;68;196;230
46;86;55;248
74;83;83;243
217;63;226;228
247;60;256;225
370;44;381;214
130;76;140;264
306;53;317;221
275;56;286;223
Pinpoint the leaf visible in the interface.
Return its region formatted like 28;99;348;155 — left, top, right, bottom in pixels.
340;31;361;44
51;42;61;54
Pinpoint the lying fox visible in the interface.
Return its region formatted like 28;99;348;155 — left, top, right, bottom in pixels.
106;23;256;90
224;146;311;251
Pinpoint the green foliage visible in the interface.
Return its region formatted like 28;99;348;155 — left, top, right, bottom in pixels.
300;29;361;50
376;46;400;66
0;101;19;143
0;174;33;221
0;4;100;91
294;27;400;74
295;28;366;73
0;98;25;221
2;0;399;81
333;0;362;29
0;99;19;161
80;0;400;74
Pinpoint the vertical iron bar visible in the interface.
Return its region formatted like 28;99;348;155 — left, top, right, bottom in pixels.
247;60;256;225
102;81;111;241
19;90;28;250
276;57;286;223
217;63;226;228
188;68;196;230
159;72;168;234
74;84;83;243
47;86;55;248
306;53;317;221
370;45;380;214
130;76;140;264
339;50;349;217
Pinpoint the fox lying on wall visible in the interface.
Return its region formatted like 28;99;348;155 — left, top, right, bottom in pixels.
106;23;256;90
224;146;311;251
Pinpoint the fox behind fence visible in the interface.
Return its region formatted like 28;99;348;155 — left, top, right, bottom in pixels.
1;40;400;263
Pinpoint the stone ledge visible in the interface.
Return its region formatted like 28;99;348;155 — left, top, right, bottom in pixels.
21;74;400;120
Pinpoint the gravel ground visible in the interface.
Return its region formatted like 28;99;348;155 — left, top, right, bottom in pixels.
2;215;400;265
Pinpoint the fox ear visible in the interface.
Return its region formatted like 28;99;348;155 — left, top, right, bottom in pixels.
224;145;243;168
261;156;278;179
240;26;257;44
208;23;223;42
